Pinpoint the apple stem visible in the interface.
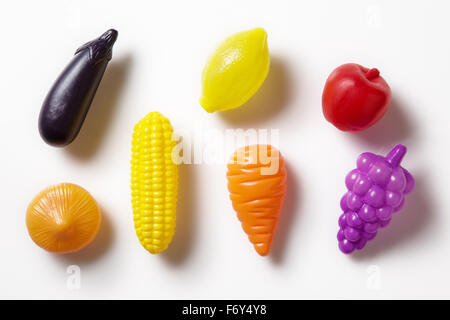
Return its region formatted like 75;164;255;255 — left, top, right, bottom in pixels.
366;68;380;80
386;144;407;167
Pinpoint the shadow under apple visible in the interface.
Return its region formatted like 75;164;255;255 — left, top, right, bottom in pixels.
351;95;415;148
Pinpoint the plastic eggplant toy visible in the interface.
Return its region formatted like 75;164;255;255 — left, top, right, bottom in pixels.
337;145;415;254
39;29;118;147
227;145;287;256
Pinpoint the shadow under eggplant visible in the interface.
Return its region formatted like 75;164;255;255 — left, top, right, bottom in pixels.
66;54;133;159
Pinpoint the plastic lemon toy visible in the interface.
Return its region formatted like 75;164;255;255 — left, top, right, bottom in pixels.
26;183;101;254
200;28;270;113
131;112;178;254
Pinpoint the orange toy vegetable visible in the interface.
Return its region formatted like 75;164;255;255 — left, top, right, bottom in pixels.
227;145;287;256
26;183;101;254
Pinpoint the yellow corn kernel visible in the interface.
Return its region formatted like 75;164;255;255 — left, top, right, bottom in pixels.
131;112;178;254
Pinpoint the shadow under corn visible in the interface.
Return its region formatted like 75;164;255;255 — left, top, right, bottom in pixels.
162;163;198;266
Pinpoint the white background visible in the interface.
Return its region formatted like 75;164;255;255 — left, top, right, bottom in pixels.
0;0;448;299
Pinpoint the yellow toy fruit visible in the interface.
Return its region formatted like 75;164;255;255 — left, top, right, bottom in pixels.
200;27;270;113
131;111;178;254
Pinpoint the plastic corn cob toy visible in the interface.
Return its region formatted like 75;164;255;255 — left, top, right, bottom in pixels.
200;28;270;113
337;144;414;254
227;145;287;256
131;112;178;254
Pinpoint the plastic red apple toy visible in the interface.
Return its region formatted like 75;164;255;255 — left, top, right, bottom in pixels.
322;63;391;132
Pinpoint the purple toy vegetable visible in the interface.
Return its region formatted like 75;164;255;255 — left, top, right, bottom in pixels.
337;144;415;254
39;29;118;147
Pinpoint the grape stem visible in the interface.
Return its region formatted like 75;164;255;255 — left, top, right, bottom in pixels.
386;144;407;167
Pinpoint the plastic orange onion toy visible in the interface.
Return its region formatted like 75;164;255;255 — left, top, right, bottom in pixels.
26;183;101;254
227;145;287;256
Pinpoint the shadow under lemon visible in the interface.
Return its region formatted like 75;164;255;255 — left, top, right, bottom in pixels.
218;56;294;128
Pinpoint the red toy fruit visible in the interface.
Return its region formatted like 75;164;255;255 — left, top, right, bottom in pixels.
322;63;391;132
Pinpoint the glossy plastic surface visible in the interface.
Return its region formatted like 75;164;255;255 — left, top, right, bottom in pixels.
131;112;178;254
39;29;118;147
227;145;287;256
200;28;270;113
322;63;391;131
26;183;101;254
337;144;415;254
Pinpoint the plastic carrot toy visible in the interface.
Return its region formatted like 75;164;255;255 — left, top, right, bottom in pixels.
131;112;178;254
227;145;287;256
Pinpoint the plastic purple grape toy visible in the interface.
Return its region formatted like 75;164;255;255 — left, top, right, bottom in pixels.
337;144;415;254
